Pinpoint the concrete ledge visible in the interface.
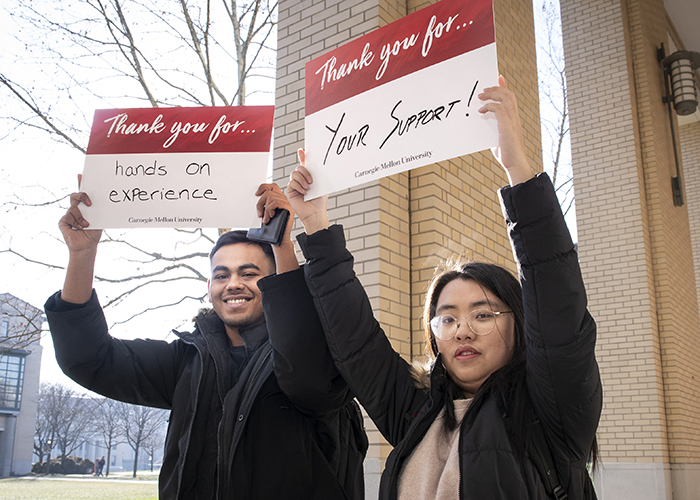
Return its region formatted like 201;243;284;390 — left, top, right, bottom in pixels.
594;462;671;500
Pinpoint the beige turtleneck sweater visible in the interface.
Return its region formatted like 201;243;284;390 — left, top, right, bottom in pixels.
397;398;472;500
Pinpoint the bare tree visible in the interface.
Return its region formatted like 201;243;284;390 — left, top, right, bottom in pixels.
117;402;168;477
535;0;575;218
142;424;166;472
33;396;55;464
0;293;45;350
35;383;99;466
93;397;124;476
1;0;277;327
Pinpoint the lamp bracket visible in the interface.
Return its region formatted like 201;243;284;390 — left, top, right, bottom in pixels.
672;176;684;207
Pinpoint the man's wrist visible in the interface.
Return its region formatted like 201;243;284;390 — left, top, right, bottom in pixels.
272;238;300;273
68;246;99;261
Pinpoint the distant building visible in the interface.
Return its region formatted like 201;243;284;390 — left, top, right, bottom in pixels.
0;293;43;477
68;438;164;475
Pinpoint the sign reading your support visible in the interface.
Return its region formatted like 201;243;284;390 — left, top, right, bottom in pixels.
304;0;499;199
80;106;274;228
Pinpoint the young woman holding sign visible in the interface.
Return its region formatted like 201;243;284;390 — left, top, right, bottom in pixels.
284;77;601;499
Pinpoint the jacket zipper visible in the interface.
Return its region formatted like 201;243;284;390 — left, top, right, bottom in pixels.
221;346;273;500
175;335;205;500
210;328;229;500
458;413;466;500
389;359;447;499
388;398;444;500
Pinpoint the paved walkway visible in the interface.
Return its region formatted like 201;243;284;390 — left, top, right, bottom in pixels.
14;474;158;484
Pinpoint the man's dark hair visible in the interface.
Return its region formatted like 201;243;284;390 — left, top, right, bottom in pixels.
209;230;275;270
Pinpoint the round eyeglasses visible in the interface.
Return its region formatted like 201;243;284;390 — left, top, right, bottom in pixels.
429;309;513;340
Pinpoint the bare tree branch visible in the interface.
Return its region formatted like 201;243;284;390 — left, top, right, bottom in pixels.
2;0;277;327
0;74;87;153
1;193;70;209
536;0;575;221
110;293;207;327
0;293;45;350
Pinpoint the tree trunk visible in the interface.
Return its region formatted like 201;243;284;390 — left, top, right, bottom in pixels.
132;445;139;478
106;441;112;477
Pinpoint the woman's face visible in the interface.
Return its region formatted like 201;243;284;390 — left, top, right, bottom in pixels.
433;278;515;398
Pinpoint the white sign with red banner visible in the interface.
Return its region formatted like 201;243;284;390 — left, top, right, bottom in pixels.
304;0;499;199
79;106;274;229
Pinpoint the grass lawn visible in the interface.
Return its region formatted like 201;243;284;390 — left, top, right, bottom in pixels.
0;474;158;500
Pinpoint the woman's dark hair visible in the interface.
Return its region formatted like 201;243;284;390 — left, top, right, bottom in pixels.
422;257;597;468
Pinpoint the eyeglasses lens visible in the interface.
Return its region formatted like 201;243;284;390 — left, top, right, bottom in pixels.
430;309;497;339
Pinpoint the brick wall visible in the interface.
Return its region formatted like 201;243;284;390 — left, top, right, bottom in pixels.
682;121;700;313
623;0;700;468
561;0;700;498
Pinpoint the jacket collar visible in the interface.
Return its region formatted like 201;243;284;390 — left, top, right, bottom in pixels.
429;353;448;399
193;309;269;356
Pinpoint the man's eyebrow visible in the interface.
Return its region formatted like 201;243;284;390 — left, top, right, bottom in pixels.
212;263;264;276
237;263;262;273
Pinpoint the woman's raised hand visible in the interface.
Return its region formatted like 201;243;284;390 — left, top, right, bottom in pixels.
287;149;330;235
478;76;534;186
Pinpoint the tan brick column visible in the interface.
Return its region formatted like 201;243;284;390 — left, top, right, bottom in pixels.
275;1;540;497
682;121;700;313
560;0;700;498
677;119;700;497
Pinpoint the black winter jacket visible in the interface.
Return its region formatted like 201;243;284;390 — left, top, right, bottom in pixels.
298;174;602;500
44;268;367;500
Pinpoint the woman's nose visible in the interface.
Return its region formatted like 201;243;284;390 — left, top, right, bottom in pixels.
454;321;474;341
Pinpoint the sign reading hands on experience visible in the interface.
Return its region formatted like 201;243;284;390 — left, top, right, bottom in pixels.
303;0;499;199
79;106;274;229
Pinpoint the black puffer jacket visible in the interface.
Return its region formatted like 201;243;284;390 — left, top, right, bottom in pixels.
45;267;367;500
298;174;601;499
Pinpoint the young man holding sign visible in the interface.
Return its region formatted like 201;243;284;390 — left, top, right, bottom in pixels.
44;184;367;500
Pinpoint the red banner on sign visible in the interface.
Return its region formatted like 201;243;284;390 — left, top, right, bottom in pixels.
86;106;275;155
305;0;494;116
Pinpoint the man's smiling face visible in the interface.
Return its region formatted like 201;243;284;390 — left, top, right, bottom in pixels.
208;243;275;345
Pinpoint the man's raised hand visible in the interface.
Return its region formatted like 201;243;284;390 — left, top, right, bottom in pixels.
59;184;102;254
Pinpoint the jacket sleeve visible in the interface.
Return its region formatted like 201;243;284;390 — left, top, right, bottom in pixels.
499;173;602;467
44;290;188;408
298;225;428;446
258;268;353;415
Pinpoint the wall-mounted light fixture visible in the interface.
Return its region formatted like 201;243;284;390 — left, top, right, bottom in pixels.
658;44;700;207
